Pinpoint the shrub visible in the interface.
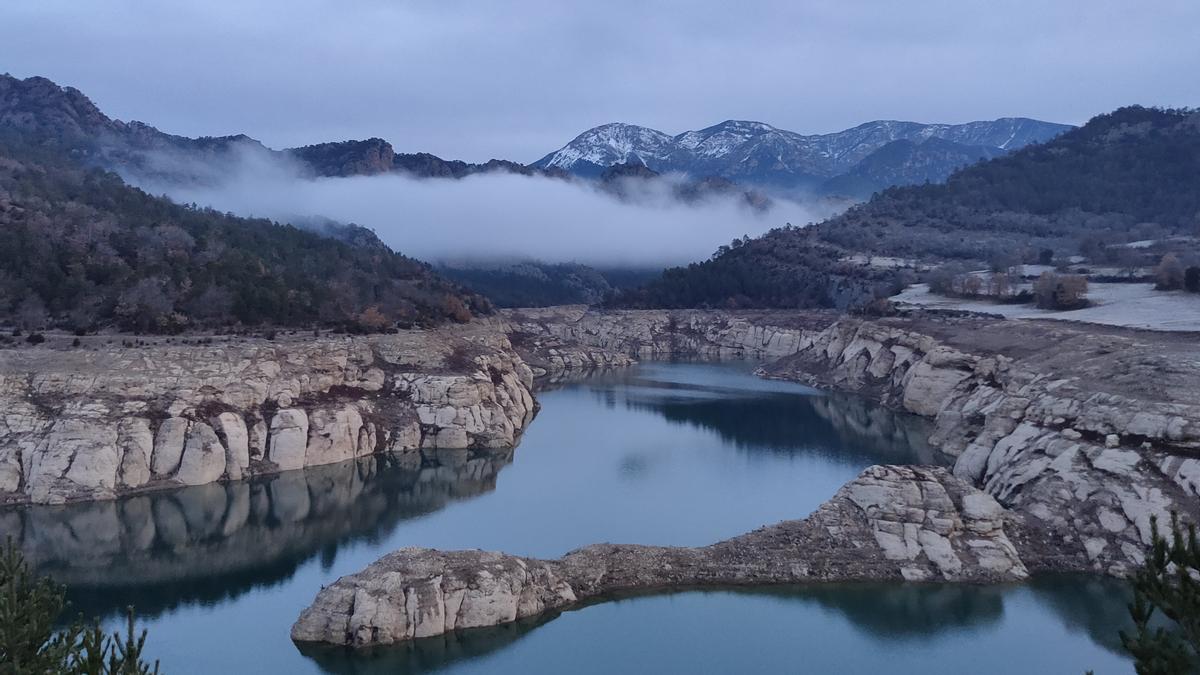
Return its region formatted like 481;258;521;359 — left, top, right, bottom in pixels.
355;306;393;333
1155;254;1185;290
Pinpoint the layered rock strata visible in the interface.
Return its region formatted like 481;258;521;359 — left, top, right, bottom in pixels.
292;465;1027;646
0;328;534;504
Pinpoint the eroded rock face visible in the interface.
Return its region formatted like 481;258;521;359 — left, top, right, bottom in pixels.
175;422;226;486
761;316;1200;576
292;465;1028;647
292;549;578;645
212;412;249;481
495;306;833;379
269;409;310;471
0;326;536;504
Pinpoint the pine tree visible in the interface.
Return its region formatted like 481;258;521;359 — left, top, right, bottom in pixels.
0;539;160;674
1120;516;1200;674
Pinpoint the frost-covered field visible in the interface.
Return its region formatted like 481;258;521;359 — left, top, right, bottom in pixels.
894;282;1200;332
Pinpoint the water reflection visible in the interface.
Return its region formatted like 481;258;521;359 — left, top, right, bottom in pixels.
298;577;1133;674
296;616;556;675
1;449;512;620
588;364;945;465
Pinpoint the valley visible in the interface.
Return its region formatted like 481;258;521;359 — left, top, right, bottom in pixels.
1;6;1198;671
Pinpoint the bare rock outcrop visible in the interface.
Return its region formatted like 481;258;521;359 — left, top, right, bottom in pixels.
762;316;1200;576
292;465;1028;647
495;306;834;379
0;326;536;504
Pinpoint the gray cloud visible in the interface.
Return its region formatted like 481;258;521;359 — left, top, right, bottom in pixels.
3;0;1198;162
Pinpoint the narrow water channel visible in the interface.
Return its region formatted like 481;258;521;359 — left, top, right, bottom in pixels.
2;362;1134;673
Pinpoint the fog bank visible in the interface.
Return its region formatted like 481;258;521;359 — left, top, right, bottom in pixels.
139;161;831;268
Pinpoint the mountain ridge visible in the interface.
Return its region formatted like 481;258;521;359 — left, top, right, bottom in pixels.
533;117;1073;194
0;73;561;185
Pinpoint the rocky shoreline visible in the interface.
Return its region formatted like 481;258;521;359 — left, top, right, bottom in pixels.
4;305;1198;647
289;306;1200;647
0;327;535;504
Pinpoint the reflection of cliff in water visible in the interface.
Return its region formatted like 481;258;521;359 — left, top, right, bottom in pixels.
1025;574;1133;654
298;578;1131;674
298;614;557;675
0;449;513;620
615;378;943;465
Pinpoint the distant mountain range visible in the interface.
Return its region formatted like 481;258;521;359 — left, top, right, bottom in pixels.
613;105;1200;311
533;118;1072;197
2;73;1072;203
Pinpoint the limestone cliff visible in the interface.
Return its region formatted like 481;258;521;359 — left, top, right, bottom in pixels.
0;327;535;504
292;465;1028;646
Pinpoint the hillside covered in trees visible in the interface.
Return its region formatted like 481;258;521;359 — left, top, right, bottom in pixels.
615;106;1200;310
0;135;490;333
821;105;1200;261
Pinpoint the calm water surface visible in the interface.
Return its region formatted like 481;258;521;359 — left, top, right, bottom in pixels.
2;362;1134;673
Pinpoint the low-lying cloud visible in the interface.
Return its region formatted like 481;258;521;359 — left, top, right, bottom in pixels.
134;154;832;268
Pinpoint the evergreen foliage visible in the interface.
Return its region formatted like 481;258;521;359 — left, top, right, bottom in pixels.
0;134;489;333
1120;516;1200;675
0;539;160;674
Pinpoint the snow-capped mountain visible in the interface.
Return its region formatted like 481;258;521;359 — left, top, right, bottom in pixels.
532;117;1072;193
532;123;680;178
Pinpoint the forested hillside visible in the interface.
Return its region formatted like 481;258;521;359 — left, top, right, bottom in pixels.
0;135;490;333
821;106;1200;261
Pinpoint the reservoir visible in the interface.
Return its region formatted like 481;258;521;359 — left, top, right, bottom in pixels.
3;362;1134;673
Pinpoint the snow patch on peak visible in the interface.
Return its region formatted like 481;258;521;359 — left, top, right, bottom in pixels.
536;122;676;170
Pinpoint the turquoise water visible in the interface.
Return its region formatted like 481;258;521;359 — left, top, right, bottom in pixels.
3;362;1134;673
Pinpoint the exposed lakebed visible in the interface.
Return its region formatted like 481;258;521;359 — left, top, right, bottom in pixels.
3;362;1134;673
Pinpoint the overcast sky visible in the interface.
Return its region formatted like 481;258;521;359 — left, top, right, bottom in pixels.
3;0;1199;162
